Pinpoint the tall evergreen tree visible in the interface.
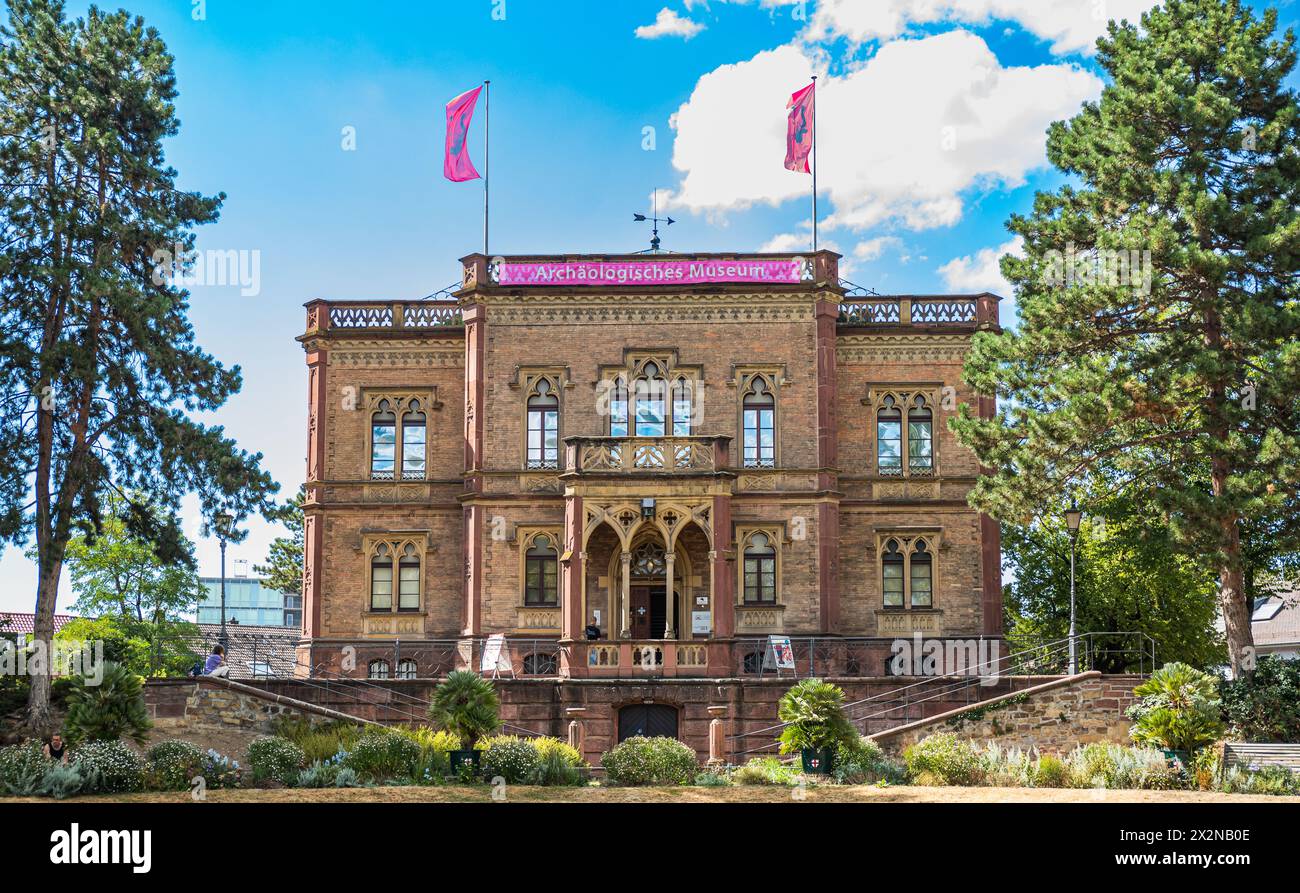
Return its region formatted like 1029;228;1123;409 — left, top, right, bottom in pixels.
0;0;277;728
953;0;1300;677
254;484;304;597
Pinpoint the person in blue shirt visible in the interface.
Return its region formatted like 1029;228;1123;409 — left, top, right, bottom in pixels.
203;644;228;676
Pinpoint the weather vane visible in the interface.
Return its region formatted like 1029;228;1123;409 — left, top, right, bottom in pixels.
633;188;674;253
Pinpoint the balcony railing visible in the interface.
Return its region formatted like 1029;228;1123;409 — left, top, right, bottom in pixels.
306;299;463;332
839;297;982;327
564;435;731;474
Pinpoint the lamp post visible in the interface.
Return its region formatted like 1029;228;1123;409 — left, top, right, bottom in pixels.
215;512;234;649
1064;502;1083;675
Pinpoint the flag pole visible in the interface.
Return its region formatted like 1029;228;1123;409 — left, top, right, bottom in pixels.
810;75;818;254
483;79;490;256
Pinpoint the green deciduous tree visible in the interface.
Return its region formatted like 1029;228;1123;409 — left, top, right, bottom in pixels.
0;1;278;728
953;0;1300;677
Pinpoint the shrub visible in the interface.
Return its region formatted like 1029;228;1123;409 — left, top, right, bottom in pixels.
693;768;732;787
38;762;87;800
392;725;461;755
1220;765;1299;796
334;767;361;788
904;734;986;786
733;756;801;786
1031;754;1070;788
1220;656;1300;742
777;678;858;755
247;736;305;785
428;671;500;748
63;661;152;746
272;717;365;764
145;740;206;791
73;740;145;794
340;727;421;783
601;736;698;786
833;737;907;785
0;742;49;796
296;760;341;789
481;736;541;784
199;749;241;789
534;736;584;767
1127;662;1223;754
1064;743;1181;790
533;747;583;786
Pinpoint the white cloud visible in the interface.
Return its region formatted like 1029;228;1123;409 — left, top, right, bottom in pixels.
758;221;840;255
664;30;1101;232
805;0;1158;56
853;235;902;261
937;235;1022;295
636;8;706;40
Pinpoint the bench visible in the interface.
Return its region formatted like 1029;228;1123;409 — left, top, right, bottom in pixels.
1222;742;1300;774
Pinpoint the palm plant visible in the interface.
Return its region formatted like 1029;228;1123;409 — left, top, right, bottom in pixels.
776;678;858;754
1127;662;1223;754
64;661;152;746
428;670;500;749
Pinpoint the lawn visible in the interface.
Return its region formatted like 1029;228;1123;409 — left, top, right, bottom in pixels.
6;784;1297;804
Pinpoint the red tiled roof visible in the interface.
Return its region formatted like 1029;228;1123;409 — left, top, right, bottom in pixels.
0;613;79;636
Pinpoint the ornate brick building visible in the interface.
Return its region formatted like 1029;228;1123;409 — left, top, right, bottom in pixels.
297;250;1003;743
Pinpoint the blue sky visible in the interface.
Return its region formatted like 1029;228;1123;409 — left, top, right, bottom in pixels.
2;0;1297;612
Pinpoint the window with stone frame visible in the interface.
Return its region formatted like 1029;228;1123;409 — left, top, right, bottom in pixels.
368;659;390;680
740;530;781;604
878;533;939;609
523;533;559;606
396;659;418;680
741;375;776;468
867;387;940;477
367;536;426;613
526;378;560;469
367;393;434;480
601;355;700;438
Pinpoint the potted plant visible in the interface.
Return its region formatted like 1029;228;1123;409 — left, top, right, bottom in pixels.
428;670;501;775
776;678;857;775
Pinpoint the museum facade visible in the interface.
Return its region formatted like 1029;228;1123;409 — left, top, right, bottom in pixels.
296;250;1003;695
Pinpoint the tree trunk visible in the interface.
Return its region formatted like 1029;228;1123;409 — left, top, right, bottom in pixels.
1213;460;1253;678
26;557;62;733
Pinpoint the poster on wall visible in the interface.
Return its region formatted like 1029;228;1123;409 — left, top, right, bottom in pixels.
480;634;514;678
763;635;796;671
691;611;711;635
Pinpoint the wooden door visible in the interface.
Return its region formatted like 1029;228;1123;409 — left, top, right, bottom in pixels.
630;585;652;639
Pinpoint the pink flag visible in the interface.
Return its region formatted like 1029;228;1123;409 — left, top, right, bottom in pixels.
785;81;815;174
444;85;483;182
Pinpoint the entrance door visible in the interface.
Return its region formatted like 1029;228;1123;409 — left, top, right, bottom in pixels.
618;704;679;741
648;586;669;639
630;585;653;639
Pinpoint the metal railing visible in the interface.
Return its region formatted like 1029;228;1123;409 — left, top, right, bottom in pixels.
727;631;1155;759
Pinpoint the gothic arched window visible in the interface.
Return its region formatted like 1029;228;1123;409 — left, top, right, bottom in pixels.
526;379;559;469
882;538;905;607
370;400;397;480
877;396;903;476
525;534;559;605
742;378;776;468
743;533;777;603
633;362;667;437
908;395;933;474
401;400;427;480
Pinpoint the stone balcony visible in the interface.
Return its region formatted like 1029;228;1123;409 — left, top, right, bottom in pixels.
563;434;732;476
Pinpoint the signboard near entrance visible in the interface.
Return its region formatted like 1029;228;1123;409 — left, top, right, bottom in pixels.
691;611;711;635
763;635;796;672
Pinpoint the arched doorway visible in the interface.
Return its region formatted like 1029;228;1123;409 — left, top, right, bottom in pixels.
618;703;679;741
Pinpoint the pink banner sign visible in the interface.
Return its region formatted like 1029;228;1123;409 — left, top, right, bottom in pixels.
494;258;809;287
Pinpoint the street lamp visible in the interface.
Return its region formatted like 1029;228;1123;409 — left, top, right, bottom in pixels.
1064;502;1083;675
215;512;235;649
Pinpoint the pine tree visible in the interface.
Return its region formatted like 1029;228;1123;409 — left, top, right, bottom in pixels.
952;0;1300;677
0;0;277;728
254;485;305;597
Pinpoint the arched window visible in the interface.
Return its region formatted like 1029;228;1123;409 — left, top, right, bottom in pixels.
743;533;777;603
882;538;905;607
526;380;559;468
671;377;693;436
742;378;776;468
370;543;393;611
371;400;397;480
523;652;558;675
877;396;902;476
910;539;932;607
908;396;932;474
401;400;427;480
397;543;421;611
609;376;629;437
525;534;558;605
368;659;390;680
633;362;666;437
396;659;418;680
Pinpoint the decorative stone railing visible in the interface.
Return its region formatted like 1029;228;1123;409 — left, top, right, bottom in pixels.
564;435;731;475
839;297;985;328
305;299;463;333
